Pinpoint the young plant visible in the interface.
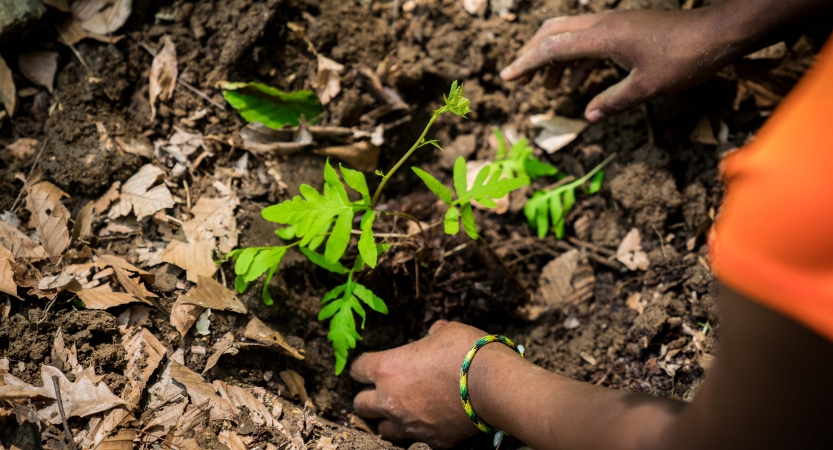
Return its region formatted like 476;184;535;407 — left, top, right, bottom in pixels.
524;153;615;239
226;82;530;373
491;129;558;181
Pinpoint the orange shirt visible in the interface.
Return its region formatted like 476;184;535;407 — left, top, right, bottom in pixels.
710;38;833;342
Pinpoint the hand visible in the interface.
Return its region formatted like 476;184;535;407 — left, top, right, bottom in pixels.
500;8;739;122
350;321;496;448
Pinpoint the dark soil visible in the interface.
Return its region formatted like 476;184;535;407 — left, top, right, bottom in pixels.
0;0;821;448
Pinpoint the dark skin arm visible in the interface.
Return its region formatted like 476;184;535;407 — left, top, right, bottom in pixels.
350;285;833;449
499;0;833;121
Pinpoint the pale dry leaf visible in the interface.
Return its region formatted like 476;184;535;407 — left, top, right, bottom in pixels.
626;292;644;315
96;429;136;450
202;332;238;374
96;122;114;152
145;349;186;412
0;221;47;260
94;181;121;215
109;164;174;220
99;217;139;237
5;138;39;159
116;136;154;158
122;328;165;405
170;293;204;338
745;41;788;60
18;52;59;94
79;0;132;35
218;430;250;450
279;370;310;405
110;264;158;303
535;249;579;307
52;328;79;369
241;120;312;156
116;304;151;335
244;317;304;360
0;53;16;117
462;0;487;15
25;181;71;257
169;361;236;421
37;365;127;424
213;380;274;427
162;196;239;282
616;228;650;271
71;201;95;244
315;141;380;172
77;286;149;309
316;436;338;450
689;116;718;146
0;244;16;298
313;54;344;105
96;253;153;282
55;16;125;45
530;113;588;153
195;308;211;335
182;275;247;314
89;405;131;450
150;36;178;120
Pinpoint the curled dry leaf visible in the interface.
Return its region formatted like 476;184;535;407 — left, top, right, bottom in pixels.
535;249;579;307
315;141;380;172
78;0;132;35
241;119;313;156
37;365;127;424
313;54;344;105
71;200;95;244
617;228;650;271
202;332;238;374
6;138;39;159
218;430;250;450
96;253;153;283
0;53;16;117
530;113;588;153
109;164;175;220
689;116;719;146
0;221;47;259
122;328;166;405
162;196;239;282
150;36;178;120
94;181;121;215
212;380;274;427
77;285;149;309
25;181;71;257
243;317;304;360
18;51;59;94
0;245;17;298
170;293;204;338
279;370;310;405
55;16;125;45
169;361;236;421
181;275;247;314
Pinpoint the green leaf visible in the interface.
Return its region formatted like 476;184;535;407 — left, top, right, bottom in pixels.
585;171;605;194
524;158;558;179
234;275;249;294
300;247;350;274
455;166;529;207
461;202;478;239
262;264;278;306
453;157;467;199
220;81;324;129
492;131;556;181
358;211;377;268
227;246;288;305
353;283;388;314
261;159;367;263
549;193;566;239
340;164;370;204
412;167;452;205
275;225;297;240
444;81;471;118
494;129;507;159
444;206;460;235
353;243;390;272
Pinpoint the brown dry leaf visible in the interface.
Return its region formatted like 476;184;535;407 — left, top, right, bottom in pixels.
109;164;175;220
626;292;644;315
745;41;788;60
0;221;47;260
213;380;274;427
78;0;132;35
170;294;204;338
241;120;313;156
110;264;158;304
55;16;125;45
218;430;250;450
462;0;487;15
279;370;310;405
0;53;16;117
52;328;79;369
94;181;121;215
77;286;149;309
535;249;579;307
37;365;126;424
202;332;238;374
530;113;588;153
689;116;718;146
162;196;239;282
6;138;39;159
18;52;59;94
123;328;165;405
150;36;178;120
169;361;236;421
25;181;71;257
616;228;650;271
115;305;151;335
143;352;189;442
316;437;338;450
71;200;95;244
243;317;304;360
97;429;136;450
96;253;153;283
315;141;380;172
313;54;344;105
0;244;17;298
181;275;247;314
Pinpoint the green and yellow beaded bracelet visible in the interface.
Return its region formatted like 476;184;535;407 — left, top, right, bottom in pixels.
459;334;525;448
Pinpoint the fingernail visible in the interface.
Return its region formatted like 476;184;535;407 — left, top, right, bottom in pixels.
586;109;604;122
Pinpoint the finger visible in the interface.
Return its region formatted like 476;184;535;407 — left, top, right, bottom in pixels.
378;419;410;441
428;320;449;335
585;72;650;122
350;352;382;384
517;15;600;59
543;62;568;90
567;59;602;91
515;73;534;85
353;389;386;419
501;31;608;81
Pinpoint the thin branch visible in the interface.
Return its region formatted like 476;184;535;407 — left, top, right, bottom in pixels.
10;138;48;213
52;375;79;450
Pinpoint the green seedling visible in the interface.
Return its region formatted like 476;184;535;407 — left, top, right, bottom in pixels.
226;82;529;373
491;129;558;181
524;154;615;239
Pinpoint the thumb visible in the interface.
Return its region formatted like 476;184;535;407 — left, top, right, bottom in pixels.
585;72;651;122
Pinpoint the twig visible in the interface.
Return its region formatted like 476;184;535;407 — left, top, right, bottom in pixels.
566;237;616;257
54;25;89;71
52;375;79;450
10;138;48;213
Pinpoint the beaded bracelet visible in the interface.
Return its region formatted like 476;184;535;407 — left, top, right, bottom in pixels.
459;334;525;448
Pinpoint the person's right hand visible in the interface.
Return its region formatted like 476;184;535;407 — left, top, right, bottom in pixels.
500;8;743;122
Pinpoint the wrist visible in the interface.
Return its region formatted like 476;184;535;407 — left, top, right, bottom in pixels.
464;341;527;432
697;1;774;60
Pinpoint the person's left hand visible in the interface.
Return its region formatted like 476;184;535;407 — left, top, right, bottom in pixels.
349;321;487;448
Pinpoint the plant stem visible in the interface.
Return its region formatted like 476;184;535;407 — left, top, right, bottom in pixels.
369;110;444;208
563;153;617;191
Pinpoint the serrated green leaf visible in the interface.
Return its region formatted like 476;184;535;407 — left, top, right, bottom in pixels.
340;164;370;204
300;247;350;274
412;167;452;205
524;158;558;179
353;242;391;272
492;131;557;181
358;211;377;268
444;206;460;235
326;208;354;264
585;171;605;194
321;284;347;305
461;202;478;239
353;283;388;314
227;245;288;304
220;81;324;129
453;157;467;199
455;168;529;207
275;225;297;240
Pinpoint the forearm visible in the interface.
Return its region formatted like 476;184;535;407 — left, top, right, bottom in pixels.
468;345;685;450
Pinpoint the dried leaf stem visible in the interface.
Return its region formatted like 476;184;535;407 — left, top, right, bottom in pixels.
52;375;79;450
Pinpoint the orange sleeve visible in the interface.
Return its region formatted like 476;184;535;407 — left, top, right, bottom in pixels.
710;38;833;342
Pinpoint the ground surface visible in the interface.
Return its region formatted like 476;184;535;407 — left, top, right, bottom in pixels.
0;0;823;449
